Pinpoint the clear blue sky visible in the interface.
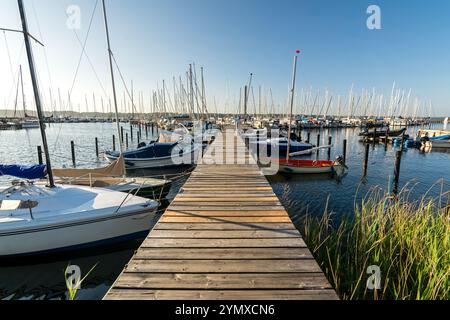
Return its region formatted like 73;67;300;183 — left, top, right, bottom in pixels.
0;0;449;116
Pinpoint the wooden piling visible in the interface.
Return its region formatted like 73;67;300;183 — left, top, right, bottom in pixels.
37;146;43;165
95;137;99;158
71;141;76;167
113;135;116;151
363;143;369;177
327;136;332;160
393;150;403;195
343;139;347;164
126;133;129;149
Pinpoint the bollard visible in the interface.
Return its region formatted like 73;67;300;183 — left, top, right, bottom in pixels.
328;136;332;160
95;137;99;158
393;150;403;195
343;139;347;164
363;143;369;177
37;146;43;165
71;141;76;167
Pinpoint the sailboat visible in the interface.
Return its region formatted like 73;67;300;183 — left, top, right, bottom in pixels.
48;156;171;199
269;51;346;175
0;0;158;258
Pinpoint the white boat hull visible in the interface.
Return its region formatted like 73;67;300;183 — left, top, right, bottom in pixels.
0;207;155;257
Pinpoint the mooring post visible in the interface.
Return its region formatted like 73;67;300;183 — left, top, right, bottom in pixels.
95;137;99;158
121;126;124;143
145;124;148;138
307;132;311;144
316;133;321;158
393;150;403;195
113;135;116;151
37;146;43;165
137;131;141;145
126;133;129;149
71;141;76;167
328;136;332;160
343;139;347;164
363;143;370;177
130;125;134;141
385;128;389;150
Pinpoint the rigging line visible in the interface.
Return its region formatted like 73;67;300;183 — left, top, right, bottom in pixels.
53;0;100;151
4;39;25;112
3;31;15;80
61;0;108;100
30;0;53;92
110;51;139;114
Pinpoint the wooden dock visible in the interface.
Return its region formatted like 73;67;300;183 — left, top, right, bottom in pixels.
104;131;338;300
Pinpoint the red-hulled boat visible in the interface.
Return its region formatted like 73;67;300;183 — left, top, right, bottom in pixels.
272;158;346;174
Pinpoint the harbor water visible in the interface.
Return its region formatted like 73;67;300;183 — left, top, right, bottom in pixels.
0;123;449;300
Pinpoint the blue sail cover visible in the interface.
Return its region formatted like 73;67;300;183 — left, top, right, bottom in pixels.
0;164;47;180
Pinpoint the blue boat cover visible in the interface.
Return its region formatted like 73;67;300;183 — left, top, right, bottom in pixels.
0;164;47;180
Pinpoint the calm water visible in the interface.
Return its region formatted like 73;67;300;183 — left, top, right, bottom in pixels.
0;122;449;300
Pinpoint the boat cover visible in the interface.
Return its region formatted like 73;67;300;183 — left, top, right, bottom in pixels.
53;155;125;178
0;164;47;180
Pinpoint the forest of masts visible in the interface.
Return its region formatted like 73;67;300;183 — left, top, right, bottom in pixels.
3;63;434;121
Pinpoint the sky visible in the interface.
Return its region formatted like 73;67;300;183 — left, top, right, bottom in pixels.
0;0;449;116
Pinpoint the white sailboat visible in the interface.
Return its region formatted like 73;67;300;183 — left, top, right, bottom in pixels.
0;0;158;258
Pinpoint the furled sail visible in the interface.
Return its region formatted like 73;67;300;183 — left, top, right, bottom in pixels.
0;164;47;180
52;155;125;178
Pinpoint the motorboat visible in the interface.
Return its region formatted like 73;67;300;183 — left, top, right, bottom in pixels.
105;140;202;169
248;136;314;157
271;157;346;175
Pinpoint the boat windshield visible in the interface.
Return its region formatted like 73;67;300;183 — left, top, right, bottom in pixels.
0;200;39;211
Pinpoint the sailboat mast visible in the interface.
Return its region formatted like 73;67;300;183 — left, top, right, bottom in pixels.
17;0;55;187
286;51;299;160
101;0;123;155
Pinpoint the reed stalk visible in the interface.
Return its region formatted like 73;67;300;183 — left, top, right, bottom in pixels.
303;187;450;300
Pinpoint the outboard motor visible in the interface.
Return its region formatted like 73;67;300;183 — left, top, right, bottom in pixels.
137;142;147;149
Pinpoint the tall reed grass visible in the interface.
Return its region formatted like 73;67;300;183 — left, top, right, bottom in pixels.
303;184;449;300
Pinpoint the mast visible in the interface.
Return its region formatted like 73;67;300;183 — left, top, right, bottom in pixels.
17;0;55;187
286;51;300;160
101;0;123;155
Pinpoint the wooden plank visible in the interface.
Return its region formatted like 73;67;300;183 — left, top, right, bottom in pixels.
106;289;338;300
148;229;301;239
163;210;289;217
173;197;280;202
125;259;322;273
169;205;284;210
113;273;332;289
158;216;293;223
133;248;311;259
141;238;307;248
154;223;296;231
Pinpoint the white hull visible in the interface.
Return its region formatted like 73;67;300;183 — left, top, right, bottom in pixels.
0;208;154;257
0;184;158;257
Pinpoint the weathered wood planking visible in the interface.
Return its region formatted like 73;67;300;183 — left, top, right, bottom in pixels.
104;132;337;300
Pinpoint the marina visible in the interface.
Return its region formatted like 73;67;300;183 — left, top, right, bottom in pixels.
0;0;448;303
